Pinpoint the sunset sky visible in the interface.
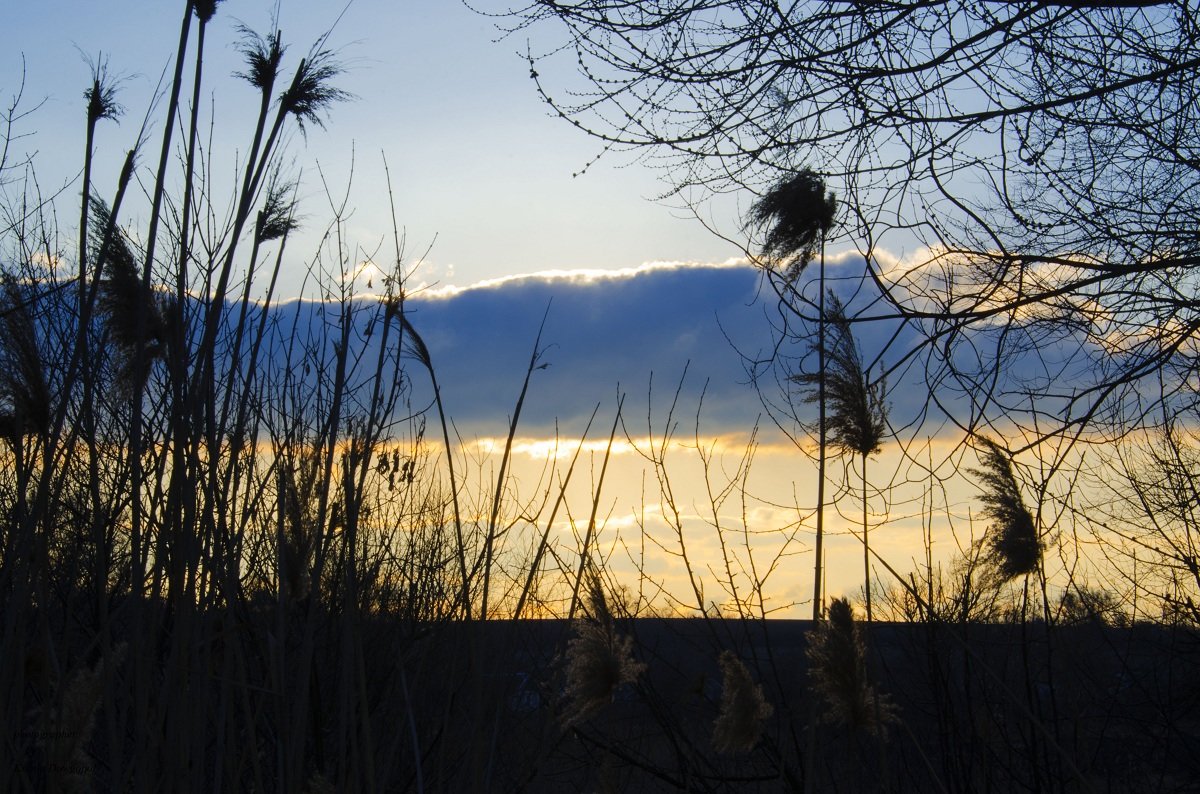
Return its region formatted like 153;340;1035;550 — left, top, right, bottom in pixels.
2;2;984;614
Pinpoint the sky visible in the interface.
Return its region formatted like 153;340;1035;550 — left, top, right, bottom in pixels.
1;0;747;292
0;2;1006;615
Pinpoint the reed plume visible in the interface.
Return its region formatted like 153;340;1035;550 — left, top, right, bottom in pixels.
806;598;895;735
970;437;1041;581
278;451;323;603
83;59;123;127
796;293;887;460
89;199;168;387
236;26;285;93
561;576;646;727
192;0;222;23
256;172;300;244
794;292;888;619
712;650;773;754
304;771;336;794
36;643;127;793
279;47;351;133
748;168;837;280
0;280;50;441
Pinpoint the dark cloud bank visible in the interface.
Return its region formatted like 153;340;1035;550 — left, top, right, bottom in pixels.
401;264;772;435
256;264;774;439
259;260;988;440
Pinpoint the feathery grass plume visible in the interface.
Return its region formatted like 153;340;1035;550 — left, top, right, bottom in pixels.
752;167;837;625
36;643;127;794
236;26;285;92
795;292;887;459
794;292;888;619
255;171;300;243
79;54;124;337
279;47;351;133
193;0;222;23
304;771;336;794
806;598;895;735
748;168;837;280
83;56;123;126
712;650;774;754
561;576;646;727
89;198;167;386
84;68;123;128
0;279;50;441
970;437;1041;581
279;452;321;603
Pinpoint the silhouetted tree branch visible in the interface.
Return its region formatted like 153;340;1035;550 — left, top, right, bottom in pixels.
507;0;1200;450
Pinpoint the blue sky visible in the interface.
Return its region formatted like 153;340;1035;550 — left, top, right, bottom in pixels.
1;1;747;295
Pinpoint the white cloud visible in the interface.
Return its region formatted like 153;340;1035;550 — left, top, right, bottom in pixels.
417;257;752;300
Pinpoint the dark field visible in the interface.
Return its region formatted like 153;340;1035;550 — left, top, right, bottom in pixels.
413;617;1200;792
21;608;1191;792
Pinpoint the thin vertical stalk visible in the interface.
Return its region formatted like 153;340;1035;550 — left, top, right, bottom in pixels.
481;307;550;620
80;68;110;627
398;315;469;618
813;234;826;623
863;452;871;622
804;233;827;794
133;0;193;600
568;395;624;621
515;405;599;619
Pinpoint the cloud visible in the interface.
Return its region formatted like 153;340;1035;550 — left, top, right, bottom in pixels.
399;261;770;435
249;254;1104;449
391;256;1008;445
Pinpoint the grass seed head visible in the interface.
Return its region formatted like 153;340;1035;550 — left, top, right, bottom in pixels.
193;0;222;23
560;578;646;727
256;173;300;242
237;26;285;93
806;598;895;736
971;437;1041;581
84;57;123;126
37;643;127;793
748;168;837;280
279;49;351;132
0;279;51;440
712;650;774;754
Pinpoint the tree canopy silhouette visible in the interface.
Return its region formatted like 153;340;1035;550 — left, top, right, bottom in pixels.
507;0;1200;450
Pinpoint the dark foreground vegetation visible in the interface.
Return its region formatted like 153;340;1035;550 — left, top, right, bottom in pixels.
11;592;1200;791
3;1;1200;791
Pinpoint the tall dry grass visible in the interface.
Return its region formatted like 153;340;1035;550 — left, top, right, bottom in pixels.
0;4;617;789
